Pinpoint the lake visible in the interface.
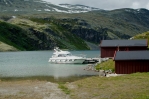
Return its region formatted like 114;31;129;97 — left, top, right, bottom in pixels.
0;50;100;82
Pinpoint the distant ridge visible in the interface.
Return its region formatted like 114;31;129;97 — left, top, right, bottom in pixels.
0;0;101;13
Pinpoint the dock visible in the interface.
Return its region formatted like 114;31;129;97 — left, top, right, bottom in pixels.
83;57;109;64
83;58;100;64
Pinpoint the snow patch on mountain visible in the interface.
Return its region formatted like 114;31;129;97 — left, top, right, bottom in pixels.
0;0;101;13
125;8;142;14
44;9;51;11
58;4;100;12
14;9;18;12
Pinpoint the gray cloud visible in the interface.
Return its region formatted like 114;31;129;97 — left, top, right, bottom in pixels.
43;0;149;10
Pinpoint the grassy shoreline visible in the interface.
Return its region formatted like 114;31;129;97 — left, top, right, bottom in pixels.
0;73;149;99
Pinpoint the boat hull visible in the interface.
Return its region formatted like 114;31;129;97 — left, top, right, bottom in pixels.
48;58;85;64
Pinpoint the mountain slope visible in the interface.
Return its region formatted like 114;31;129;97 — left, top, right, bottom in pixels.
0;18;90;51
1;1;149;51
0;41;18;51
0;21;43;50
50;8;149;40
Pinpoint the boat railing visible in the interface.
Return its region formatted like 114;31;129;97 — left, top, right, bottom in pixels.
74;54;86;58
52;55;57;58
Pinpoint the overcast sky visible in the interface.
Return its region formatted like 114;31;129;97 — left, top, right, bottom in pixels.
42;0;149;10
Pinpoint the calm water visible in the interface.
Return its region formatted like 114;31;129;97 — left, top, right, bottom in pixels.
0;50;100;81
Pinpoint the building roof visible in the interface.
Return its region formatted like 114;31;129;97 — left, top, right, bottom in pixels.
114;51;149;60
100;40;147;47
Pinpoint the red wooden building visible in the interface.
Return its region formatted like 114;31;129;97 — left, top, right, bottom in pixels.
113;51;149;74
100;40;148;58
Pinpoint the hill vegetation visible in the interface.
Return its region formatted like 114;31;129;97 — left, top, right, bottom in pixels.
0;41;18;51
0;21;35;50
0;18;90;51
95;59;115;72
132;31;149;48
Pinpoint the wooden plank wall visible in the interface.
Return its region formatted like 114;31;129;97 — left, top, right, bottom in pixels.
115;60;149;74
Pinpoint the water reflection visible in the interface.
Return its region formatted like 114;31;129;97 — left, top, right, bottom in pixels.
48;63;98;79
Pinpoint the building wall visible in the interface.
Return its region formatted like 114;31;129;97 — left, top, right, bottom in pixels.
101;47;116;58
115;60;149;74
100;46;147;58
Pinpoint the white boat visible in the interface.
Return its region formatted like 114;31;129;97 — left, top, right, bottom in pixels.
48;47;86;64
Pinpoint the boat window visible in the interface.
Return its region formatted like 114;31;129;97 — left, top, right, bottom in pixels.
67;54;71;56
58;55;62;57
58;54;66;57
52;55;57;58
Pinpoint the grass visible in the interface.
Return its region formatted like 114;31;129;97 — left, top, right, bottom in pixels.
58;83;71;94
66;59;149;99
133;31;149;48
68;73;149;99
95;59;115;72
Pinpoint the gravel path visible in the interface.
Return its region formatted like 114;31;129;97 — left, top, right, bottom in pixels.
0;80;69;99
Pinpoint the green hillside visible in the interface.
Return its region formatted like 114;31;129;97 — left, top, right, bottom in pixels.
0;21;36;50
0;19;90;51
132;31;149;48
